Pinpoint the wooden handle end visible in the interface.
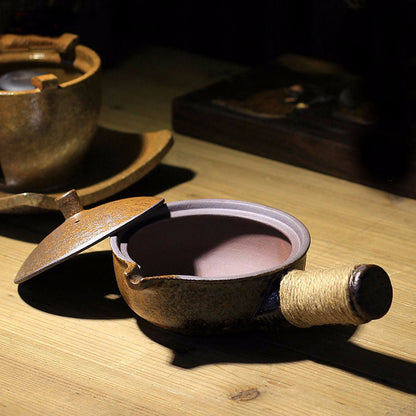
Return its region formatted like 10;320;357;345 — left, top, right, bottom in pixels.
349;264;393;322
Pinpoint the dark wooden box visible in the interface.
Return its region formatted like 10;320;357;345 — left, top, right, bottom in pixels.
172;55;416;199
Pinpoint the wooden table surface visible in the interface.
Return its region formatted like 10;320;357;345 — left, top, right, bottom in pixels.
1;46;415;416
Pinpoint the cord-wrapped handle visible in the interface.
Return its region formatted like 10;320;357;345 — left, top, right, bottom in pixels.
279;264;392;328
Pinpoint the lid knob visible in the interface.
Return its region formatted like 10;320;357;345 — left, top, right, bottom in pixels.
56;189;84;219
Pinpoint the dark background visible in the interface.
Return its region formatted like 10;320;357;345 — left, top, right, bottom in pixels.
1;0;415;183
1;0;415;71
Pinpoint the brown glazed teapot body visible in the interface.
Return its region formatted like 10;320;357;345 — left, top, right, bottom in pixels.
110;199;392;334
0;33;101;192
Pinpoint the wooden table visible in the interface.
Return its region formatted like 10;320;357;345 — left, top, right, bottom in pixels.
1;46;415;415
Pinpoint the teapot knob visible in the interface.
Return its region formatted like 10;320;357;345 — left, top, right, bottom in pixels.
55;189;84;219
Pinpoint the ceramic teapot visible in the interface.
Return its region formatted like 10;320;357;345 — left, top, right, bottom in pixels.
15;190;393;334
0;33;101;192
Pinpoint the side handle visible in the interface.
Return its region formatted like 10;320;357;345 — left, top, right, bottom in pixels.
279;264;393;328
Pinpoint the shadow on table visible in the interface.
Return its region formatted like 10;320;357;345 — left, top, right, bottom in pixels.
18;251;133;319
106;163;195;202
138;318;416;395
18;250;416;395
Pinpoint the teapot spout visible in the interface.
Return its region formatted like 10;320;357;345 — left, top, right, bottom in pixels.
114;255;181;290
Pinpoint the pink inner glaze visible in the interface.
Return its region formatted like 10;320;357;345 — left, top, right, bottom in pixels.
127;215;292;278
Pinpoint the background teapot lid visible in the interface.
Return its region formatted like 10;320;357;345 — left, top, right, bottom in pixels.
14;190;164;284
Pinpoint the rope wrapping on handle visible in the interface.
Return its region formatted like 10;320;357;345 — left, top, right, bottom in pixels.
280;265;365;328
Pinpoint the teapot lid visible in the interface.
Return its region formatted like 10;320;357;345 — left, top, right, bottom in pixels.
14;189;164;284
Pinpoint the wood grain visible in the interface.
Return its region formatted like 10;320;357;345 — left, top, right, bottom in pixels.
0;46;415;416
